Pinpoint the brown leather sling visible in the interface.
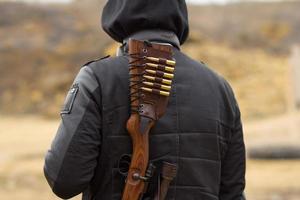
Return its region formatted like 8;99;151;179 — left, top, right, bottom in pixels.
121;39;177;200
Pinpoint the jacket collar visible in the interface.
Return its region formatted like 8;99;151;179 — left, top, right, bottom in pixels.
117;30;180;56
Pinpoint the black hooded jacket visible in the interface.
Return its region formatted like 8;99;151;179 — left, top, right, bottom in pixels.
101;0;189;45
44;1;246;199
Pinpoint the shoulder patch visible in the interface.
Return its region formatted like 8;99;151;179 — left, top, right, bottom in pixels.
82;55;111;67
60;83;79;115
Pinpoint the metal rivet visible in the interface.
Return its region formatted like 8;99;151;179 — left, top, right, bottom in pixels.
70;88;76;93
132;173;140;180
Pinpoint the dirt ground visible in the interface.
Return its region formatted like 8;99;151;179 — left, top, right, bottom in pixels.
0;115;299;200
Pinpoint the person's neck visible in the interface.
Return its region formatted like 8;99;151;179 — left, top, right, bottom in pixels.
117;29;180;56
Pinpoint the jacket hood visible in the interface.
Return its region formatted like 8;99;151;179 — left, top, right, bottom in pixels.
101;0;189;45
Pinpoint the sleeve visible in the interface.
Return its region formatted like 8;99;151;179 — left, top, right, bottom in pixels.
43;65;102;199
219;83;246;200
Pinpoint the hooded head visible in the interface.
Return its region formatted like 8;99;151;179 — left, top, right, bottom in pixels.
101;0;189;45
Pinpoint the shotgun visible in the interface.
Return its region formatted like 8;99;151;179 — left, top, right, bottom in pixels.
122;39;176;200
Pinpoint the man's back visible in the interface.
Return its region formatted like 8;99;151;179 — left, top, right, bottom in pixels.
44;45;245;200
44;0;245;199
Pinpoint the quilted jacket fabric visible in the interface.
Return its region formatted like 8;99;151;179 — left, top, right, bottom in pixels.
44;31;246;200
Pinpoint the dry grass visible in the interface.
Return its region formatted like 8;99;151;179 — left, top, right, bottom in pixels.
0;115;81;200
244;112;300;148
182;40;289;120
1;1;297;120
246;160;300;200
0;115;299;200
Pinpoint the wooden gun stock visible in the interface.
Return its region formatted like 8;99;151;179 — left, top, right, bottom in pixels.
122;39;176;200
122;114;153;200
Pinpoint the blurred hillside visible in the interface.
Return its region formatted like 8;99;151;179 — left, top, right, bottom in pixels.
0;1;299;119
188;2;300;54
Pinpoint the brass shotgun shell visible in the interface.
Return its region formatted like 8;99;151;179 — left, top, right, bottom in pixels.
143;81;171;91
146;63;175;73
141;87;170;96
145;57;176;66
143;75;155;81
166;59;176;66
143;75;172;85
145;56;159;63
145;70;174;79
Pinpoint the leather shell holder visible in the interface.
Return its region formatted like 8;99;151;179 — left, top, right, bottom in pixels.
128;39;176;133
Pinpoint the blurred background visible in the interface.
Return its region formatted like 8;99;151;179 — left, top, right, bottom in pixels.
0;0;300;199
